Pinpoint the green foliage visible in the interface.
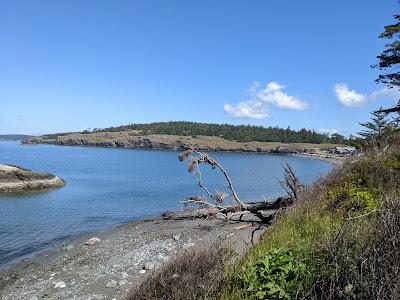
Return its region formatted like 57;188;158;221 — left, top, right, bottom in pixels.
326;179;378;216
237;248;309;299
375;14;400;88
382;152;400;170
223;143;400;299
373;13;400;121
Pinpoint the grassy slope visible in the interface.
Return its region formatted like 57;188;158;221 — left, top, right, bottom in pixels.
34;131;342;151
221;147;400;299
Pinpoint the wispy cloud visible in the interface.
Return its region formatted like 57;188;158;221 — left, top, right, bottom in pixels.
224;81;309;119
224;101;270;119
370;87;400;102
333;83;366;107
334;84;400;107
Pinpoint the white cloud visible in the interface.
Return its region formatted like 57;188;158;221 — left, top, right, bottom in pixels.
334;84;400;107
224;101;269;119
224;81;309;119
334;83;366;107
257;82;309;110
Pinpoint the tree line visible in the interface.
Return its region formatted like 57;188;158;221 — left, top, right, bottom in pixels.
89;121;348;144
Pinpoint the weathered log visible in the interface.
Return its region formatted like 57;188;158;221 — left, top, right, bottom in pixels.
220;196;293;214
163;196;292;223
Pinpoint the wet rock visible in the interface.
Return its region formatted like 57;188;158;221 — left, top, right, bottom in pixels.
162;210;175;219
84;237;101;246
64;244;75;251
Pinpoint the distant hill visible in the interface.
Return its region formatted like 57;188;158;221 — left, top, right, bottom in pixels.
0;134;35;141
43;121;348;145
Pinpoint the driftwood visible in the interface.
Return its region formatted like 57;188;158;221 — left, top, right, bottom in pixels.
163;197;293;224
176;148;300;224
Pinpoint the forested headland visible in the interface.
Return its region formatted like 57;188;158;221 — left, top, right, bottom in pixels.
43;121;348;145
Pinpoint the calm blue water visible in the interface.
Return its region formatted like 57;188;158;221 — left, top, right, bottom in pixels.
0;141;332;266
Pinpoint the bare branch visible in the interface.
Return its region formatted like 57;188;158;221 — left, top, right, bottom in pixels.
279;161;304;199
178;148;247;209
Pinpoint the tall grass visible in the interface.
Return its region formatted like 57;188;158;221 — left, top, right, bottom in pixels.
222;146;400;299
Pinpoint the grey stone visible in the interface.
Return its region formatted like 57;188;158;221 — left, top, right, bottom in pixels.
64;244;75;251
258;210;278;219
171;273;180;279
84;237;101;246
183;243;195;249
54;281;66;288
172;234;181;241
106;280;117;288
144;262;155;270
118;280;127;286
228;211;261;222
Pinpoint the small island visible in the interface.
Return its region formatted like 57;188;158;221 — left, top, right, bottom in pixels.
0;164;65;193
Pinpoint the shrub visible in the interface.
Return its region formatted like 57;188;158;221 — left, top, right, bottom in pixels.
236;248;309;299
127;243;232;300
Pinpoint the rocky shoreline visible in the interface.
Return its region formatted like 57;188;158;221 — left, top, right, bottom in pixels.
291;152;345;166
0;216;267;300
24;131;341;155
0;164;65;193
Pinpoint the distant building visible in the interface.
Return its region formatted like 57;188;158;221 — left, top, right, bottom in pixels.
330;146;359;155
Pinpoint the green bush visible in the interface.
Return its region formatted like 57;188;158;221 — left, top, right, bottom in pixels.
237;248;309;299
326;177;378;217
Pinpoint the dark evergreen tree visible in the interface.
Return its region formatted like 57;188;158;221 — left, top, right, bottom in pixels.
359;109;391;139
358;109;394;149
374;12;400;120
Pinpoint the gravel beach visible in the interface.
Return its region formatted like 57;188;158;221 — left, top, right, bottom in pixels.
0;217;266;300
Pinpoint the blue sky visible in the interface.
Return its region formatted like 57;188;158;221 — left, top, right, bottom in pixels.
1;0;399;136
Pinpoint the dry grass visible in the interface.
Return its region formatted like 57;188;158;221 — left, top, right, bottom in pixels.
126;243;232;300
35;131;343;152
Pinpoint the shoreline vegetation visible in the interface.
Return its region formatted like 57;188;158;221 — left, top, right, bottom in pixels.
0;164;65;194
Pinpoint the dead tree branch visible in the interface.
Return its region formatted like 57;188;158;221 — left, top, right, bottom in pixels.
179;148;247;209
279;161;304;199
177;148;295;224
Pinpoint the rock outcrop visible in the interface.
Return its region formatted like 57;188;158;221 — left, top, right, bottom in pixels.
0;164;65;193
